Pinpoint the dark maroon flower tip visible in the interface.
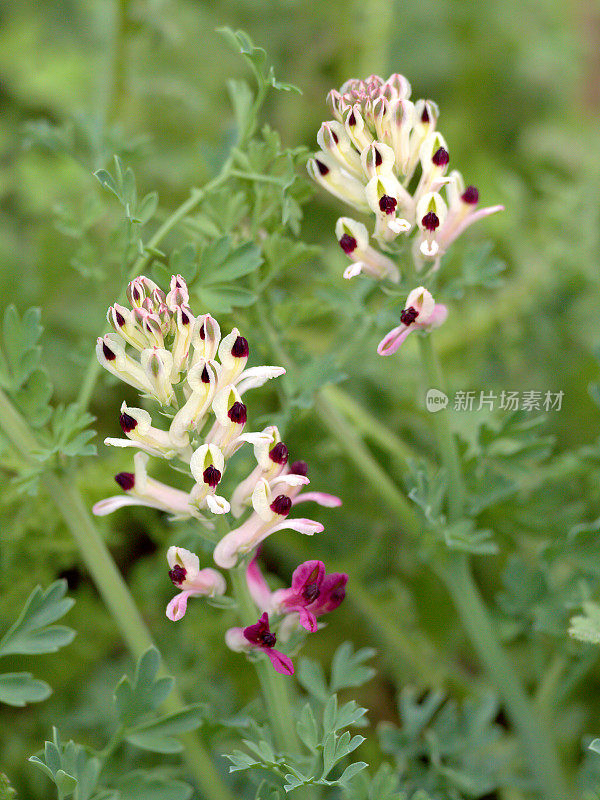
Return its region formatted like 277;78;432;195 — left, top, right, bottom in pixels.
114;309;126;326
315;159;329;176
102;342;116;361
339;233;357;254
461;185;479;205
244;612;276;647
201;365;211;383
330;583;346;604
348;111;357;126
379;195;397;215
115;472;135;491
228;402;247;425
270;494;292;516
132;286;140;301
302;582;321;603
203;465;222;488
374;148;383;167
119;412;138;433
169;564;186;585
421;105;430;123
231;336;249;359
289;460;308;477
331;129;339;144
400;306;419;326
432;147;449;167
269;442;289;465
198;323;206;340
181;310;190;325
421;211;440;231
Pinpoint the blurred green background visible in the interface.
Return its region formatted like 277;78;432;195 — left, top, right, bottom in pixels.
1;0;600;797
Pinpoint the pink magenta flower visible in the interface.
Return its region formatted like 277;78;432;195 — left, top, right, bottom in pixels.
166;546;226;621
377;286;447;356
225;612;294;675
247;554;348;634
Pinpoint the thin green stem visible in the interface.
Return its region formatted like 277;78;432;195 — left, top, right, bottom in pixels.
322;384;423;467
314;392;420;533
417;335;568;800
442;554;569;800
417;335;464;520
229;169;285;185
230;566;299;755
0;389;234;800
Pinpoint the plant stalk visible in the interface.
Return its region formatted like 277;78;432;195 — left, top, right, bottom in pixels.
417;335;568;800
230;566;299;755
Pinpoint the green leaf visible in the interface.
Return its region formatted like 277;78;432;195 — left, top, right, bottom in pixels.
338;761;368;784
443;518;498;555
55;769;78;795
297;703;319;752
170;244;198;283
202;241;263;285
116;772;193;800
126;704;206;753
0;580;75;656
226;750;261;772
138;192;159;226
0;672;52;706
196;285;257;314
0;773;17;799
94;168;120;199
0;307;48;406
227;79;255;138
29;732;100;800
217;27;301;96
330;643;376;692
115;647;174;726
297;657;329;702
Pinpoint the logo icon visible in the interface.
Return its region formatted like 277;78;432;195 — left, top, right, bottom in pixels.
426;388;448;413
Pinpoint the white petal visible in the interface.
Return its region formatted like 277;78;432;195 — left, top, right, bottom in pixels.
207;494;231;515
235;366;285;396
343;262;364;280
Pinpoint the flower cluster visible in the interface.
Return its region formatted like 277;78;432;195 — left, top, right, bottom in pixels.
94;274;345;674
308;73;503;278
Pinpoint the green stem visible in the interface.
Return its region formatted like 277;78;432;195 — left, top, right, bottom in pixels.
230;566;299;755
442;554;568;800
322;384;423;467
417;335;464;520
314;392;420;533
417;335;568;800
0;390;234;800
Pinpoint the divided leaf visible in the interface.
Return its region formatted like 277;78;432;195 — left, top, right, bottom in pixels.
114;647;174;726
0;580;75;657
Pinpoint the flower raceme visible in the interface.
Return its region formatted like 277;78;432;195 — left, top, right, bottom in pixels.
308;73;503;277
94;274;344;674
